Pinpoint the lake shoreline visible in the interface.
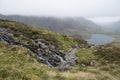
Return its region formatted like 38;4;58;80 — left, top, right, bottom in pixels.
86;34;115;45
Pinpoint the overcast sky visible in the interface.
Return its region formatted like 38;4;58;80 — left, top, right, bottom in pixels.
0;0;120;23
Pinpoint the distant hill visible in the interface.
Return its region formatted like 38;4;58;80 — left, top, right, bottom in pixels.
0;14;101;39
108;21;120;33
99;21;120;33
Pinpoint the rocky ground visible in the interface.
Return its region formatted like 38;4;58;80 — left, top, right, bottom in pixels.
0;28;77;71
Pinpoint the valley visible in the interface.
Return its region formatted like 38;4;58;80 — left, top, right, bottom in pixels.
0;19;120;80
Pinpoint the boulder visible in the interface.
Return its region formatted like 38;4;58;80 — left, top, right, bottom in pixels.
57;62;71;71
65;48;77;66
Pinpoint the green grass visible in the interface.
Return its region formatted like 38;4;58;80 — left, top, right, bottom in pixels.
76;48;97;65
0;42;52;80
0;35;119;80
94;46;120;63
0;19;87;51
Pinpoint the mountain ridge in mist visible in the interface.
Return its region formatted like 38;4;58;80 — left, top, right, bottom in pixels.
0;14;101;39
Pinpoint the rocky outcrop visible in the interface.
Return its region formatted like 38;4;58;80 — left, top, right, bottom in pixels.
65;48;77;66
0;28;78;71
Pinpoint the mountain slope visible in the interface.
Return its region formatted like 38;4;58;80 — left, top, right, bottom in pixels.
0;19;120;80
108;21;120;33
0;19;89;70
1;41;119;80
0;19;87;51
0;14;101;39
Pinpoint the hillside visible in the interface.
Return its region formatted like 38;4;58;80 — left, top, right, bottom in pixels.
107;21;120;33
0;19;120;80
0;14;101;39
0;19;87;50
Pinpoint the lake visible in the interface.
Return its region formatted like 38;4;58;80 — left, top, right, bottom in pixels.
87;34;115;45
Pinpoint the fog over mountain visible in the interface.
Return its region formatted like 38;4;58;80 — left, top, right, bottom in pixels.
100;21;120;33
0;14;102;39
1;0;120;26
0;0;120;38
0;0;120;17
87;17;120;24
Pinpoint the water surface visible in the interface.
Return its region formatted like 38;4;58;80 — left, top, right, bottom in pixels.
87;34;115;45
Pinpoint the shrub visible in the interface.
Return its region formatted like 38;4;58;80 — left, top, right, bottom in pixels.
95;46;120;63
76;49;96;66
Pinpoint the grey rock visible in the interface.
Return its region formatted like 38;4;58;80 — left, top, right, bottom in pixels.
65;48;77;66
57;62;71;71
0;29;78;71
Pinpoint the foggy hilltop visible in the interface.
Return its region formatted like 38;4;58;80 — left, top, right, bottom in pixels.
0;14;120;39
1;0;120;17
0;14;101;39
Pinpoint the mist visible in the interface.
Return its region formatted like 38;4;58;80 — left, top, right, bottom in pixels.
0;0;120;23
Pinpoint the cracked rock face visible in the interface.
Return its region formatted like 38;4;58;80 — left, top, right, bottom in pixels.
0;28;77;71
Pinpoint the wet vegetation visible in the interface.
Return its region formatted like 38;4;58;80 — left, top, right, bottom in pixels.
0;19;87;51
0;19;120;80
